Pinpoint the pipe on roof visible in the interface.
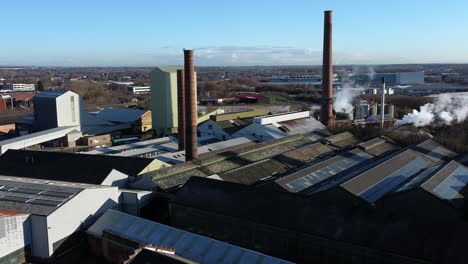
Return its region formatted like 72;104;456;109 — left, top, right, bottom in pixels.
184;49;198;161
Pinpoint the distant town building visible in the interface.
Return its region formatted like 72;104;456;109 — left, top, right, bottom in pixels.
0;83;35;92
150;67;196;136
364;72;424;86
128;86;150;95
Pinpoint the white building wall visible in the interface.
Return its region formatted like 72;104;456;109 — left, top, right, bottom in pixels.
198;120;232;141
55;91;82;129
233;123;287;142
0;214;31;258
101;169;128;187
253;111;310;125
45;187;119;256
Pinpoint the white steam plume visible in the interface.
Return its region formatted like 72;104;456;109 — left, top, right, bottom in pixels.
396;94;468;127
333;87;363;114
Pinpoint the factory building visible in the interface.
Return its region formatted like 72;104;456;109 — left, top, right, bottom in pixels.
146;132;368;191
167;140;467;264
234;111;328;141
197;109;270;141
150;67;197;136
0;175;119;261
394;83;468;95
33;90;82;132
368;72;424;86
87;210;292;264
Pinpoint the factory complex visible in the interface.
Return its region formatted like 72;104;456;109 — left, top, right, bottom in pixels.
0;10;468;264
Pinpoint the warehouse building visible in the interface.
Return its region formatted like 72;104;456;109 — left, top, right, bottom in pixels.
233;111;328;141
197;109;270;141
93;108;152;133
0;175;119;262
0;149;158;186
166;138;467;263
33;90;82;132
145;132;362;191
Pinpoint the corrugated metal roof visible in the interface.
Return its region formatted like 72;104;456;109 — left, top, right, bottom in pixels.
276;149;373;193
277;117;326;135
219;159;290;185
88;210;293;264
342;139;456;203
422;161;468;207
358;156;433;203
151;135;311;189
96;108;148;123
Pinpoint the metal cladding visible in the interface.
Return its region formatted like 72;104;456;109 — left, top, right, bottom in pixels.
321;10;334;128
184;49;198;161
177;69;186;151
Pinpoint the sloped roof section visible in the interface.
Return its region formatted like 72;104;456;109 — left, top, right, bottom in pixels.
96;108;148;123
88;210;293;264
0;149;154;184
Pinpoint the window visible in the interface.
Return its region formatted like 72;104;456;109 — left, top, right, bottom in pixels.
70;96;76;122
208;124;213;130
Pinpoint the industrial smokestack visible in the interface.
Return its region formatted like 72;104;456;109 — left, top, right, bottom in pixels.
183;49;198;161
177;69;185;151
381;77;386;133
321;10;334;128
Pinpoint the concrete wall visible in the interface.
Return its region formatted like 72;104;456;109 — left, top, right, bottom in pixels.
46;187;119;257
150;67;197;136
150;68;179;136
0;214;31;259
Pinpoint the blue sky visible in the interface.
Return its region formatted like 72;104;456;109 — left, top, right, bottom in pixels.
1;0;468;66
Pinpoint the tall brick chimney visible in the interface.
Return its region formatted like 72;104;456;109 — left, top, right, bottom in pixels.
183;49;198;161
321;10;334;128
177;69;185;151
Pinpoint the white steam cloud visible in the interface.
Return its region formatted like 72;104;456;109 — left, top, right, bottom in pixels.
333;87;363;114
396;94;468;127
